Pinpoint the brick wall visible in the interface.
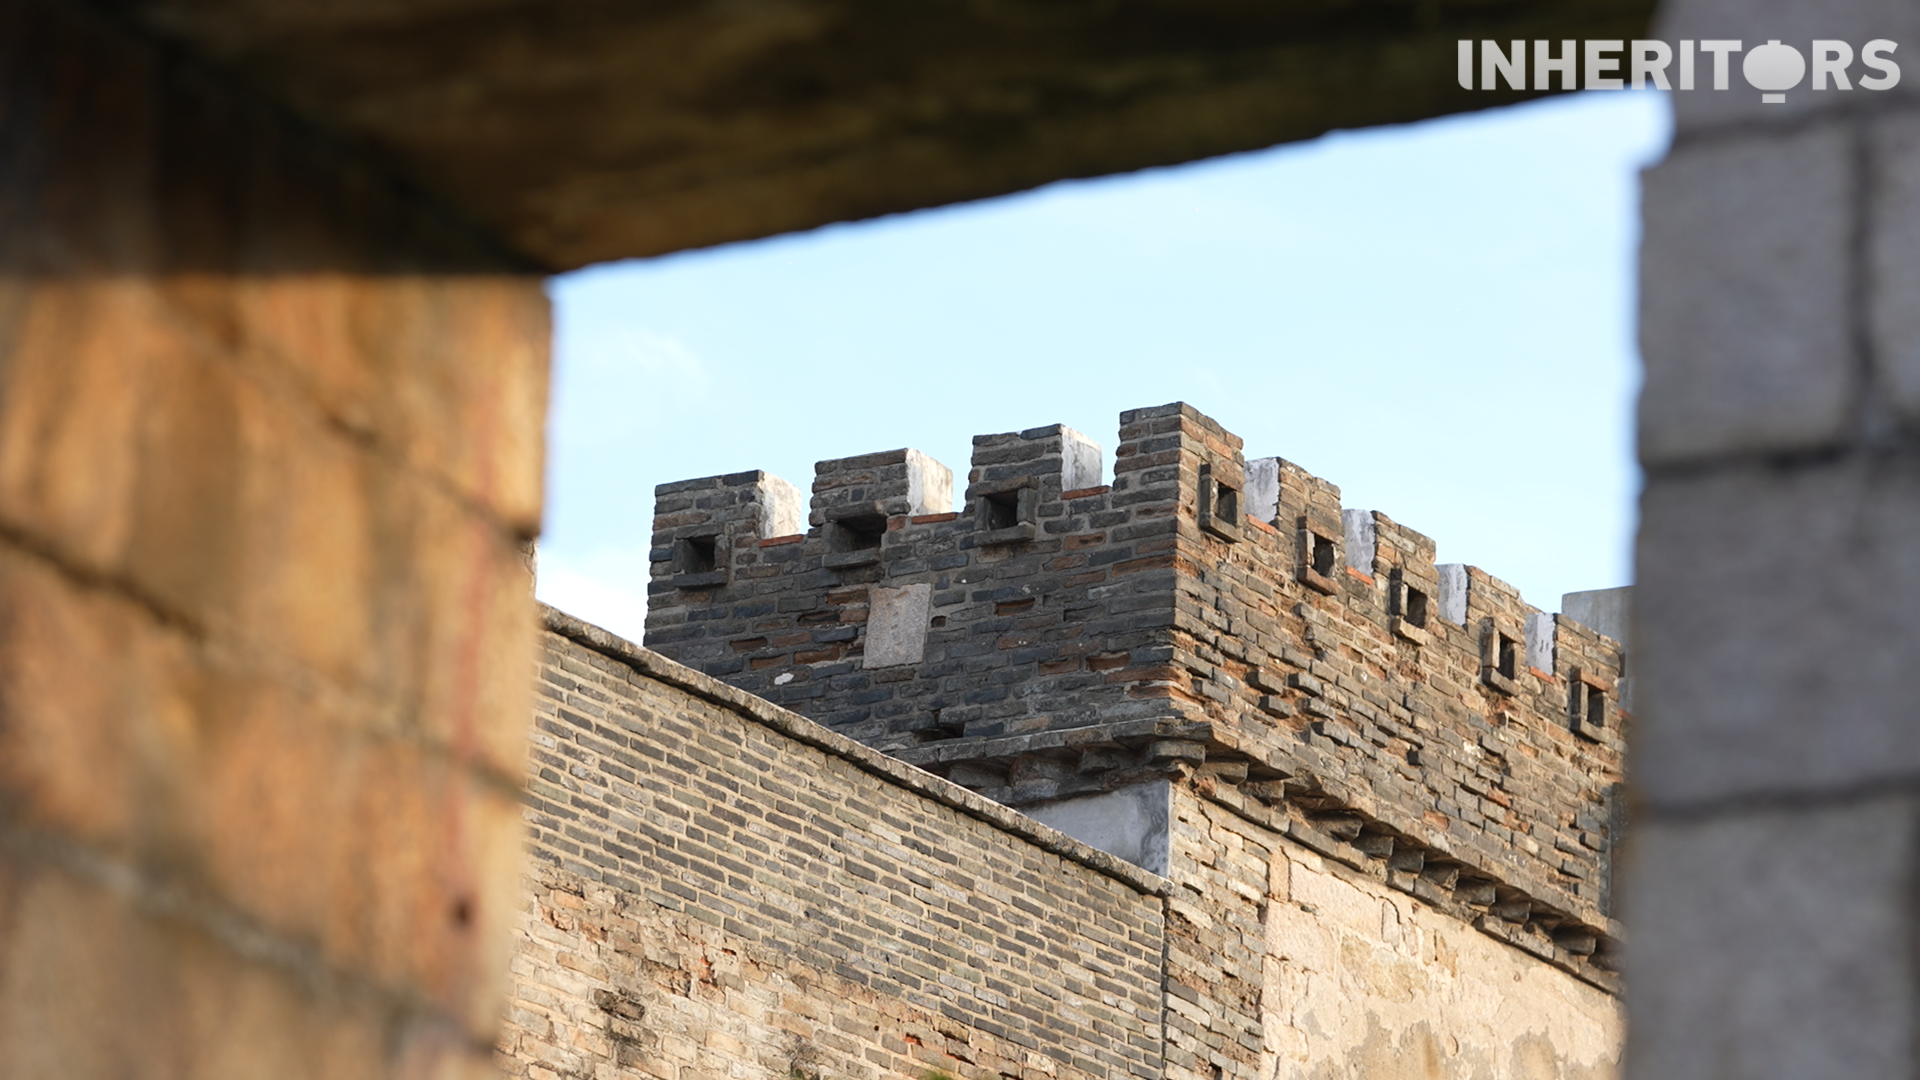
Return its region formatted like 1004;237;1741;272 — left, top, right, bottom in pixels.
503;610;1166;1080
0;1;547;1074
644;426;1176;755
643;402;1625;966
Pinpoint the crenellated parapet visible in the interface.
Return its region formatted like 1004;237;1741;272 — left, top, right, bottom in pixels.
642;401;1629;989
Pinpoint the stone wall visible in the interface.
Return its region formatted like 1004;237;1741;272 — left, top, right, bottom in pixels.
0;1;547;1074
644;403;1626;974
1625;3;1920;1077
516;606;1623;1080
503;610;1167;1080
1165;789;1621;1080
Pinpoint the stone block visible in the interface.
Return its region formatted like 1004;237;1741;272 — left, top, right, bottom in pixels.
1622;797;1917;1079
1340;509;1376;574
1868;107;1920;424
1244;458;1280;526
1024;781;1171;874
1062;426;1104;491
864;584;932;668
0;280;147;574
1561;586;1632;649
0;853;421;1080
904;448;953;516
1524;612;1556;674
1639;124;1855;465
1636;458;1920;805
754;472;806;538
1438;564;1470;625
403;480;545;780
0;539;523;1040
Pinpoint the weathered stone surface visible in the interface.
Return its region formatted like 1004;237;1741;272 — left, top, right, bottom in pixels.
1636;458;1920;806
0;0;543;1071
1867;108;1920;425
1562;587;1632;650
100;0;1656;269
1638;124;1856;465
1623;797;1918;1080
0;854;489;1080
863;582;933;667
1175;794;1622;1080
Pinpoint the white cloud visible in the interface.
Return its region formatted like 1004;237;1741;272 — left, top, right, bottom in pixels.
533;544;654;644
578;327;711;397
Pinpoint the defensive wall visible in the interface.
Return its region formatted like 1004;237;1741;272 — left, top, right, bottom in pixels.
505;606;1622;1080
591;401;1632;1079
504;608;1168;1080
643;403;1628;964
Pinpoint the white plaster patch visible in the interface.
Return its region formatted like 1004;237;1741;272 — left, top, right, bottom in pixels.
1061;427;1104;491
1245;458;1281;526
1438;564;1470;625
756;473;806;538
864;583;933;668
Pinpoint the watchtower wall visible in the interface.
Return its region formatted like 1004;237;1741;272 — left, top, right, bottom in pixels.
644;403;1627;979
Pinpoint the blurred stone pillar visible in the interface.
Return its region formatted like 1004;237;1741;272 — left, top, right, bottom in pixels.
0;1;546;1076
1629;4;1920;1078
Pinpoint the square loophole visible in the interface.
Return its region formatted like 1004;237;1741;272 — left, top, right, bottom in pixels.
983;489;1022;531
1390;570;1431;643
671;532;727;588
822;511;886;569
1480;620;1521;695
676;535;716;573
1296;524;1340;595
971;480;1037;545
1570;668;1610;741
1198;463;1241;542
827;513;885;552
1312;534;1336;577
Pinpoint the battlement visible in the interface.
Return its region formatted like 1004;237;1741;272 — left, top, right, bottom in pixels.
643;401;1628;985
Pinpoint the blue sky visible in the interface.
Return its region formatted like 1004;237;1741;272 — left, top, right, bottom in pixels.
538;90;1673;643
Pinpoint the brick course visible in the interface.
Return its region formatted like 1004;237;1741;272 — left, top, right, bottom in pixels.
504;610;1166;1080
644;404;1626;968
512;607;1622;1080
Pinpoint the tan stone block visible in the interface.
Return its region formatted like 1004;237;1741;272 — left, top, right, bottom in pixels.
122;328;255;622
228;396;378;693
405;482;542;780
239;271;548;537
302;733;522;1029
238;273;379;436
0;852;397;1080
370;275;549;536
0;543;521;1035
0;279;147;572
0;546;158;845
